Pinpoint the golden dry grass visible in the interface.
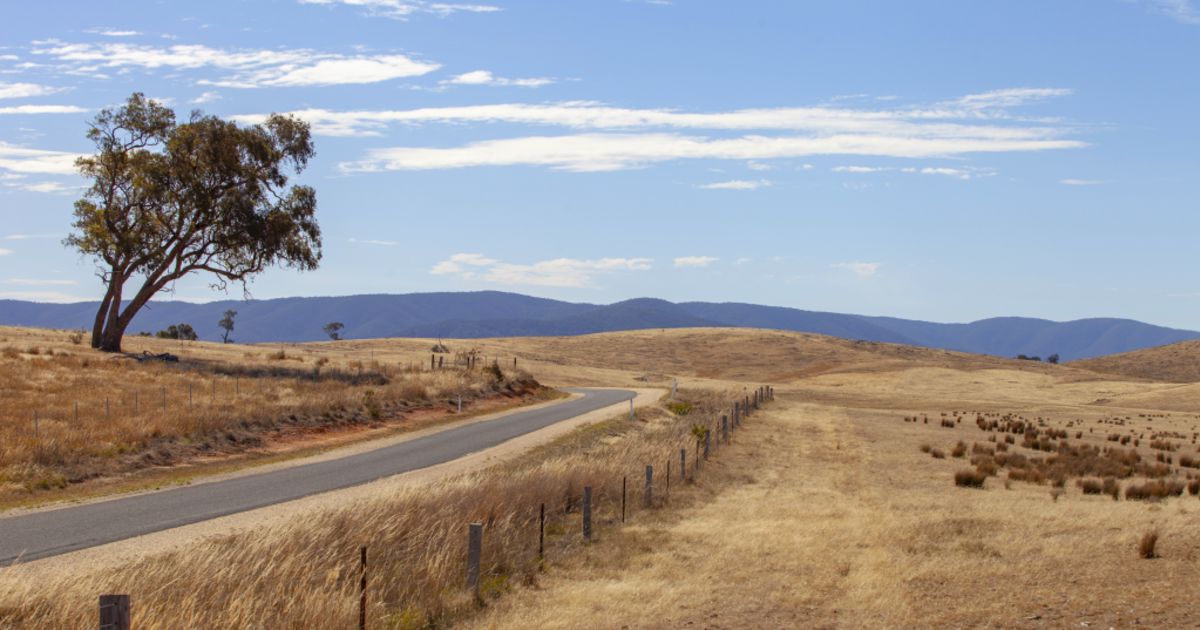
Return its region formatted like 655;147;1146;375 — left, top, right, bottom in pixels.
0;326;534;498
0;386;746;628
4;325;1200;627
1072;339;1200;383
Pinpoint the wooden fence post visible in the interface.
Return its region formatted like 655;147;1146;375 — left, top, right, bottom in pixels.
722;415;729;444
431;354;436;371
359;546;368;630
704;430;711;460
679;449;686;482
582;486;593;540
621;476;627;523
467;523;483;595
644;465;653;507
99;594;130;630
538;503;545;562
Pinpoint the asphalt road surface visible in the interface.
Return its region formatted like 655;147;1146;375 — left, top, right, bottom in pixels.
0;387;634;565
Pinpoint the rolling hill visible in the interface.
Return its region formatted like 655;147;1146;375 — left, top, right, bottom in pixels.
1070;340;1200;383
1;291;1196;361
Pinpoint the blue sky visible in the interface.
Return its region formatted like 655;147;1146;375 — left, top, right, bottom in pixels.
0;0;1197;328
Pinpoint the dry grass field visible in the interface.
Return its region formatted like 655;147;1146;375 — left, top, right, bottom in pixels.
1073;339;1200;383
0;326;541;502
3;326;1200;627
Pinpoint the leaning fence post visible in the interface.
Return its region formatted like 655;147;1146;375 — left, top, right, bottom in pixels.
99;594;130;630
644;465;654;507
582;486;593;540
467;523;483;596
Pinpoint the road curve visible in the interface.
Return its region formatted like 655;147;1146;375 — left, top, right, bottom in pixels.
0;387;634;565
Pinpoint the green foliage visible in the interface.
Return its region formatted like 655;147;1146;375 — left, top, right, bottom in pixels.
666;401;693;416
323;322;344;340
690;423;710;446
218;309;237;343
67;93;322;352
156;323;198;341
363;390;382;420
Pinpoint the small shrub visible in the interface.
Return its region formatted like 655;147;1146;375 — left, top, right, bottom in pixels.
930;448;945;459
667;402;693;416
1078;478;1103;495
1103;478;1121;500
951;441;967;458
67;330;84;345
1139;531;1159;559
363;390;382;420
954;469;987;488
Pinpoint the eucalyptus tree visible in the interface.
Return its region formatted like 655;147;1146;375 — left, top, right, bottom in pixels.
66;93;321;352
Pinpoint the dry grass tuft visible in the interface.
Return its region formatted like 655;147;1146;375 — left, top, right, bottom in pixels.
1139;530;1159;559
954;469;987;488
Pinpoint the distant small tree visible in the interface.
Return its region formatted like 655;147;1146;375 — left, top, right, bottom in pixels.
1047;354;1060;365
218;309;237;343
323;321;344;341
156;323;197;341
1016;354;1042;362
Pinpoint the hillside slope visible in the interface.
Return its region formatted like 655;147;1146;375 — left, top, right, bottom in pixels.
1071;340;1200;383
2;291;1196;360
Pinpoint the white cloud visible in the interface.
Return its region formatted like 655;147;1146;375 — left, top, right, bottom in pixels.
0;105;86;115
232;89;1083;172
444;70;554;88
832;165;994;180
2;233;59;240
5;181;75;194
431;252;652;287
699;179;771;190
1139;0;1200;24
191;91;221;104
746;161;773;171
832;262;881;277
0;82;64;99
0;290;87;302
0;142;82;175
4;278;78;286
799;163;815;170
673;256;718;268
31;40;440;88
1059;178;1104;186
348;237;397;246
0;248;11;256
297;0;500;19
87;28;142;37
833;165;890;174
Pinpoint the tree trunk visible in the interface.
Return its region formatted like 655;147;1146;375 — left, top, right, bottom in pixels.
90;288;112;349
98;320;128;353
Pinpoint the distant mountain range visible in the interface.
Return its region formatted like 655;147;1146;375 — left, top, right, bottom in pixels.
2;291;1197;361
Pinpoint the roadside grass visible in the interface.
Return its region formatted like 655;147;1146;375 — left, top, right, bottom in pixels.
0;387;753;628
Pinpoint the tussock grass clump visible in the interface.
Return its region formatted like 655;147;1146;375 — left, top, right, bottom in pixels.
1139;531;1159;559
951;441;967;458
954;469;987;488
1125;480;1186;501
930;448;945;459
1077;478;1104;495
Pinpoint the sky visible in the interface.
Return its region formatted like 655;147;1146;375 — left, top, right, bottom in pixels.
0;0;1197;328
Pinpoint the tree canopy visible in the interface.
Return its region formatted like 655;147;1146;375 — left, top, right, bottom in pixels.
66;93;321;352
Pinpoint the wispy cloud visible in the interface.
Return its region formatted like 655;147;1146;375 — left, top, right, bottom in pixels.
238;89;1082;172
832;262;881;277
0;82;64;100
1059;178;1104;186
3;180;76;194
699;179;771;190
191;91;221;104
86;28;142;37
4;278;78;286
297;0;500;19
1138;0;1200;24
431;252;653;288
2;233;60;240
0;105;86;115
0;290;87;302
443;70;555;88
673;256;718;268
31;40;440;88
0;142;82;175
348;237;398;246
832;165;994;180
0;249;11;257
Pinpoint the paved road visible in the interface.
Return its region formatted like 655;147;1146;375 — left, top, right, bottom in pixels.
0;388;634;565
